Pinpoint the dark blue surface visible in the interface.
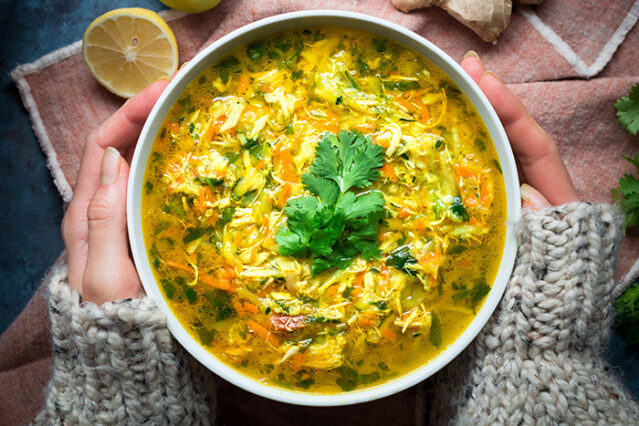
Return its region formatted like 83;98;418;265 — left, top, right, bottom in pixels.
0;0;637;401
0;0;163;332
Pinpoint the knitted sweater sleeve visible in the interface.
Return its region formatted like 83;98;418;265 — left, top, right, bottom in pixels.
426;202;639;425
32;257;214;425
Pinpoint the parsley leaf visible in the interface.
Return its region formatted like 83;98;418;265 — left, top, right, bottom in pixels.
615;83;639;136
387;245;418;276
275;130;386;275
612;155;639;228
614;282;639;345
449;196;470;222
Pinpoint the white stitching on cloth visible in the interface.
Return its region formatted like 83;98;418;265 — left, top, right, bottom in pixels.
518;1;639;78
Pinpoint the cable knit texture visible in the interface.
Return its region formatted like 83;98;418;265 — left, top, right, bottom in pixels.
31;259;214;425
31;203;639;425
425;202;639;425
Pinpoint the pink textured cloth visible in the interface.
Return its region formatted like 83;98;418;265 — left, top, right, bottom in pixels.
4;0;639;424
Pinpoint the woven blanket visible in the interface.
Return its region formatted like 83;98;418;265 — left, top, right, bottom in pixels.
3;0;639;424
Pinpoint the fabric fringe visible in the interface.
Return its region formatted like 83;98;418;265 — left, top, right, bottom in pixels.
8;8;186;203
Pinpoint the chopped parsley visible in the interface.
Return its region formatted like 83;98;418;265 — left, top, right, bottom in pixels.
387;245;418;276
275;130;386;275
614;83;639;136
612;155;639;228
614;281;639;345
449;196;470;222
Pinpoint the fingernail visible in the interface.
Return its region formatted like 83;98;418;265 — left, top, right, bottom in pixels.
521;183;551;211
483;70;501;81
463;50;480;60
101;147;121;185
178;61;190;72
154;75;171;83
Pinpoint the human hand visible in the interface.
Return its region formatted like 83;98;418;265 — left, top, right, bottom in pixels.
461;51;579;209
61;79;169;305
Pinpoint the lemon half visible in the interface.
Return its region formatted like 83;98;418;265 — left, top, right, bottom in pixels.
159;0;222;13
82;8;179;98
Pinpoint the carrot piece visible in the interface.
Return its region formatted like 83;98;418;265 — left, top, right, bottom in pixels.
166;260;192;272
220;265;236;280
278;148;297;182
246;320;280;346
326;285;339;296
380;327;397;342
398;207;411;219
464;194;479;208
262;215;270;234
419;247;442;267
238;74;250;93
382;162;397;182
353;271;366;287
357;311;377;328
243;302;259;314
454;163;477;180
415;218;427;233
277;183;292;207
373;135;390;149
169;122;180;133
234;232;242;247
292;353;306;371
255;159;266;170
200;273;233;292
457;259;472;268
392;94;413;112
234;301;247;318
480;178;492;207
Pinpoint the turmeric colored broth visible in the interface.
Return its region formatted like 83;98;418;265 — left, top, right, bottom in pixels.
141;27;507;393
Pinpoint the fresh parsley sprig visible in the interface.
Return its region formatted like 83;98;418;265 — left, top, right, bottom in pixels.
275;130;386;275
612;154;639;228
615;83;639;136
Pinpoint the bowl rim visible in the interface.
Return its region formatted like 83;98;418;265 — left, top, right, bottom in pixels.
127;9;521;407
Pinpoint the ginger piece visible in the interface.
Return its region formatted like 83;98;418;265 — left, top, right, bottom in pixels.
391;0;516;44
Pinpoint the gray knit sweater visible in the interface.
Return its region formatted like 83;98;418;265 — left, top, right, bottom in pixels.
33;202;639;425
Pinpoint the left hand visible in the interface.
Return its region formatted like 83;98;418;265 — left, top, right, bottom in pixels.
61;79;169;305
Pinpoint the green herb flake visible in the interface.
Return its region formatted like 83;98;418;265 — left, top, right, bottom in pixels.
290;69;303;81
612;155;639;228
247;42;266;60
161;279;176;300
184;287;198;304
387;245;418;276
614;282;639;345
429;312;442;347
450;196;470;222
336;366;358;391
194;176;224;188
344;71;360;90
492;158;503;174
224;151;241;163
217;207;236;228
615;83;639;136
197;327;214;346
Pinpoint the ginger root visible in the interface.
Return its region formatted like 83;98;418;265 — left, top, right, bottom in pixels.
392;0;542;43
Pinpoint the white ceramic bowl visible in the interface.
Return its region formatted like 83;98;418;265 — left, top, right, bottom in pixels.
127;10;521;406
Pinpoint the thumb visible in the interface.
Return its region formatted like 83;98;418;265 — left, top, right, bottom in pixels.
83;147;142;304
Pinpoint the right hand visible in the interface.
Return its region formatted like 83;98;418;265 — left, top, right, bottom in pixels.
461;51;579;209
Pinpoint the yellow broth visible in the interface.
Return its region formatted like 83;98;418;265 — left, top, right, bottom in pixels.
141;27;507;393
